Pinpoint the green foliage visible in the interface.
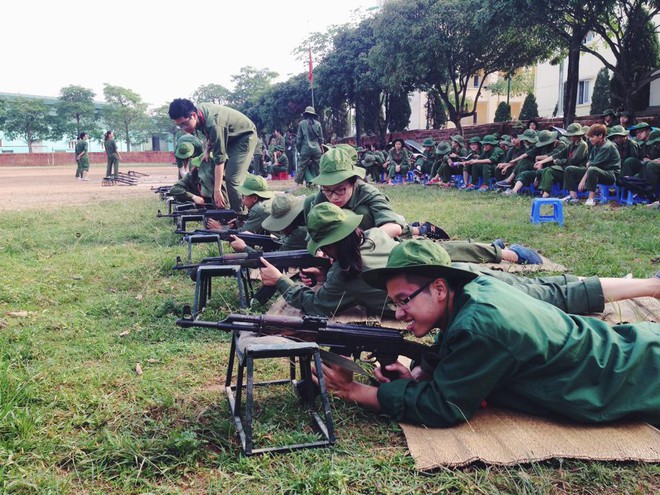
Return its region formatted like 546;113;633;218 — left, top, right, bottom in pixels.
494;101;512;122
590;68;612;115
486;69;534;98
102;84;149;152
0;97;52;152
425;88;446;129
386;92;412;132
228;66;278;112
519;93;539;121
191;84;231;106
54;85;99;141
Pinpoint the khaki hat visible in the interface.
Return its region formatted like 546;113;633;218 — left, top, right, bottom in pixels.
607;125;629;138
581;125;591;134
311;148;366;186
306;203;363;255
451;135;465;146
519;129;538;143
175;141;195;159
563;123;585;137
336;143;358;165
302;106;317;117
535;130;558;147
262;194;305;232
362;239;478;290
480;135;499;146
435;142;451;155
235;174;275;199
422;138;435;147
647;128;660;145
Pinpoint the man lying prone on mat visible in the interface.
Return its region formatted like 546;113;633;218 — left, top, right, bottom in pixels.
314;239;660;427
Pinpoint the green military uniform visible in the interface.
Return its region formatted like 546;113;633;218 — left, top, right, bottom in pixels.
538;139;587;193
376;275;660;427
104;138;120;178
471;135;504;186
175;134;206;179
195;103;258;212
75;138;89;175
515;131;566;188
386;146;411;179
295;107;324;185
608;125;645;178
435;142;467;183
564;139;621;192
270;146;289;175
240;199;272;235
169;165;214;203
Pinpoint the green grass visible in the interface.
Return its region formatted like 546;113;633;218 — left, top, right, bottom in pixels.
0;186;658;494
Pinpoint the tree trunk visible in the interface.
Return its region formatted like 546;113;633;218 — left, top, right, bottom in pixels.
125;122;131;152
354;101;362;147
563;33;582;128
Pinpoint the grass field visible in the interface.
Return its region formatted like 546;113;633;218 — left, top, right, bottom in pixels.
0;185;658;494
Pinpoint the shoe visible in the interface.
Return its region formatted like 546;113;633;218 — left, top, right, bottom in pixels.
387;180;394;185
492;239;505;250
427;177;440;184
465;184;477;191
502;189;514;196
478;186;489;192
495;180;512;189
584;198;596;207
561;195;573;202
82;178;89;181
510;244;543;265
420;222;450;240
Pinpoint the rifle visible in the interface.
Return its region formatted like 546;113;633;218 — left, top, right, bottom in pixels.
174;249;332;304
180;229;281;252
176;312;433;381
157;207;243;223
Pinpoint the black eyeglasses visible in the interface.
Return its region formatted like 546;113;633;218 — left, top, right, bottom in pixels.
386;280;432;311
321;185;347;198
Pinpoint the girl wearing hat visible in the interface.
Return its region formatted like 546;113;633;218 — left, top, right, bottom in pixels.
462;135;504;191
427;136;468;186
104;130;121;179
294;106;324;187
383;138;411;185
495;129;539;189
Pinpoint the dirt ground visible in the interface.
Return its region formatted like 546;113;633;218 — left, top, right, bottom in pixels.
0;164;295;212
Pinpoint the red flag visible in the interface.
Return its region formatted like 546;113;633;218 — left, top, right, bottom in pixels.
308;47;313;83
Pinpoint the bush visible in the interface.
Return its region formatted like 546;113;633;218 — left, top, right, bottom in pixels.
519;93;539;121
494;102;512;122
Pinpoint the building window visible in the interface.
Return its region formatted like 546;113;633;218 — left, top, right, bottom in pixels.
583;31;595;43
473;75;479;88
578;80;591;105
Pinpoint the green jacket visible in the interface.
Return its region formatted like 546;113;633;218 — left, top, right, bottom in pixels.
196;103;257;165
478;146;505;165
588;139;621;174
615;139;643;162
304;182;406;231
169;161;215;201
552;139;588;169
241;199;272;235
296;117;323;157
104;138;119;158
377;276;660;427
75;139;89;165
387;148;410;166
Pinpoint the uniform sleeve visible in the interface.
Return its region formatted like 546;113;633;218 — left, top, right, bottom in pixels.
169;175;196;202
207;124;228;165
362;187;406;228
240;202;270;234
589;143;621;173
377;329;519;426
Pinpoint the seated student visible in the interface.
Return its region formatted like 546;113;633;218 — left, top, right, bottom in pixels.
412;138;438;181
461;137;483;189
174;134;205;179
621;128;660;202
502;130;565;196
608;125;643;178
206;174;274;235
229;193;307;253
304;148;447;240
602;109;619;128
383;138;411;185
532;123;588;198
495;129;539;189
618;111;636;130
562;124;621;206
426;142;454;186
268;145;289;178
362;144;386;183
463;135;504;191
318;239;660;427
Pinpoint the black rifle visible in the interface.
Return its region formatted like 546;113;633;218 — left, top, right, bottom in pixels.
176;312;432;381
157;207;244;223
179;229;281;252
174;249;332;304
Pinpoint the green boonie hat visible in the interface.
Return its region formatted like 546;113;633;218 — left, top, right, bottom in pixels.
361;239;478;290
274;144;284;151
236;174;275;199
302;106;317;116
336;143;358;165
306;203;363;255
559;136;571;145
519;129;538;143
535;130;558;147
647;128;660;145
468;136;482;144
356;146;366;153
564;123;585;137
500;136;513;147
262;194;304;232
361;154;376;167
631;122;651;132
603;108;616;117
607;125;628;138
511;120;525;129
175;141;195;159
480;134;499;146
312;148;365;186
422;138;435;147
582;125;591;134
451;135;465;145
435;142;451;155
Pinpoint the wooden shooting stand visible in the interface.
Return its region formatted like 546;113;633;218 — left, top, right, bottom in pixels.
225;332;335;455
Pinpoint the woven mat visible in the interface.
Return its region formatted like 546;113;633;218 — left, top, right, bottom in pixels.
482;254;567;274
267;295;660;468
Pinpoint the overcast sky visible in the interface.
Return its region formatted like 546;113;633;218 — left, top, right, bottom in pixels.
3;1;379;108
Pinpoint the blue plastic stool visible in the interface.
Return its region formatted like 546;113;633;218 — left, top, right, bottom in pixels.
620;189;651;206
597;183;621;204
530;198;564;227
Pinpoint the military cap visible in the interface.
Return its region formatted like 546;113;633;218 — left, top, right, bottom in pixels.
262;194;304;232
436;142;451;155
312;147;365;186
302;106;317;117
236;174;275;199
535;130;558;147
481;135;499;146
306;203;363;256
607;125;628;138
422;138;436;147
519;129;538;143
563;123;585;137
175;142;195;159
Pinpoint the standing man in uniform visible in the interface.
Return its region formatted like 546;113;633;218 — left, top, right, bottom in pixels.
75;132;90;181
295;106;324;187
103;130;121;179
168;98;258;213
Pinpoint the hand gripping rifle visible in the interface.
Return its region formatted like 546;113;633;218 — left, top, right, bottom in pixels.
176;312;432;380
174;249;332;304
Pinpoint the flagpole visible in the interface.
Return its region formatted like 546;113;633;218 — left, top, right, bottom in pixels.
308;45;315;108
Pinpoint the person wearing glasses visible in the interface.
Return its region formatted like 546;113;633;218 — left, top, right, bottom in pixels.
316;239;660;427
168;98;258;213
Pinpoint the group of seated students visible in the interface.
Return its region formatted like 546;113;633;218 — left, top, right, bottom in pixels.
169;143;660;430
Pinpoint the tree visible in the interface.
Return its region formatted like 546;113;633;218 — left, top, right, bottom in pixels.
425;88;446;129
590;68;612;115
373;0;553;134
228;66;278;112
148;104;180;150
519;93;539;121
387;92;412;132
191;84;231;105
486;69;535;100
494;101;512;122
0;97;52;153
102;84;148;152
54;85;99;141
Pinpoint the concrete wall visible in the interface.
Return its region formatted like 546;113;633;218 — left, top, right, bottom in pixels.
0;151;175;167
